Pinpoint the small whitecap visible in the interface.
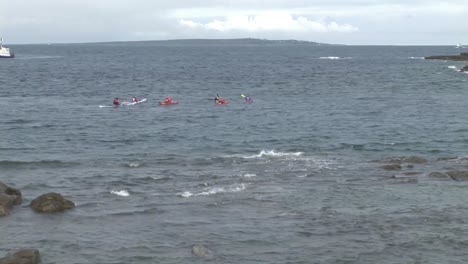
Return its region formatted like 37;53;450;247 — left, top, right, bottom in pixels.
408;57;424;59
448;65;457;69
111;190;130;197
196;183;247;196
243;173;257;178
244;150;304;159
178;191;193;198
319;56;352;60
128;162;140;168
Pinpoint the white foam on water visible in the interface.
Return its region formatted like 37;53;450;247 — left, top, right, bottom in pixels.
242;173;257;178
128;162;140;168
408;57;424;59
243;150;304;159
179;183;247;198
111;190;130;197
319;56;352;60
177;191;193;198
448;65;457;69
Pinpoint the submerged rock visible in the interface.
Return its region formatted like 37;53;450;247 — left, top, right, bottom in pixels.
0;182;22;217
381;164;402;171
446;171;468;181
0;249;40;264
191;244;215;259
30;192;75;213
427;172;450;179
378;156;428;164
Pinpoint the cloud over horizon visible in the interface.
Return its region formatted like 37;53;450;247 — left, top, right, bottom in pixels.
179;13;358;33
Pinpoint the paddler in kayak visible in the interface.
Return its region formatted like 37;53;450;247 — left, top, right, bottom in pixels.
214;94;226;104
132;96;140;103
164;96;172;103
113;97;120;106
242;94;253;103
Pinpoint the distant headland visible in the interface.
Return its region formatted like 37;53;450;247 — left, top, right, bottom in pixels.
91;38;337;46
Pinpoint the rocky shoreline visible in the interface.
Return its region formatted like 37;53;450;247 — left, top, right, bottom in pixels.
3;154;468;262
425;52;468;72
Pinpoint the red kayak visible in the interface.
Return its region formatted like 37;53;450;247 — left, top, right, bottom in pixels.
159;101;179;105
215;99;228;105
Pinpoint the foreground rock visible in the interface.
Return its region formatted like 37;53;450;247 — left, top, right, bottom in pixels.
425;52;468;62
0;182;22;216
0;249;40;264
30;192;75;213
460;65;468;72
191;244;215;259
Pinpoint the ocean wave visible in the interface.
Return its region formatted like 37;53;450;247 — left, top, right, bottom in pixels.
17;55;64;60
110;190;130;197
319;56;352;60
0;160;76;169
448;66;457;69
126;162;141;168
178;183;246;198
241;150;304;159
408;57;424;59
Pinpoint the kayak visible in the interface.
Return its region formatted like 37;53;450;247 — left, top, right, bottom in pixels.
121;98;147;106
215;100;228;105
159;101;179;105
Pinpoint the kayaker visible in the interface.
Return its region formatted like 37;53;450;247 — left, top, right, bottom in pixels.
244;95;253;102
132;96;139;103
165;96;172;103
113;98;120;106
214;94;221;103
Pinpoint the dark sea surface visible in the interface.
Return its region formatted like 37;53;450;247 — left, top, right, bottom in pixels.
1;42;468;263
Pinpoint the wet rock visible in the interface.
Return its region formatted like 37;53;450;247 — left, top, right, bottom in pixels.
425;53;468;62
381;164;402;171
389;178;418;184
191;244;215;259
461;65;468;72
446;171;468;181
402;171;421;176
0;249;40;264
0;182;22;217
30;192;75;213
378;156;427;164
427;172;450;179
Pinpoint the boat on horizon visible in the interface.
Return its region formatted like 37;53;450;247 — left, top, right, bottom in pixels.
0;38;14;58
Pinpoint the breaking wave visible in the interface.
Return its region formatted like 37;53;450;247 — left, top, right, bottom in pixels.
178;183;246;198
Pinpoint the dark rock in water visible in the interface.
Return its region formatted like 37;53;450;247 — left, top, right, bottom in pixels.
377;156;427;164
0;249;40;264
381;164;402;171
0;182;22;217
427;172;450;179
460;65;468;72
425;53;468;61
446;171;468;181
191;244;215;259
30;192;75;213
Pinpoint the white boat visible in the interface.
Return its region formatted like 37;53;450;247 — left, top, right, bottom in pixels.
0;38;14;58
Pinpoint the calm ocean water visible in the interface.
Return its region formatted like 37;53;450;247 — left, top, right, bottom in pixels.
1;42;468;263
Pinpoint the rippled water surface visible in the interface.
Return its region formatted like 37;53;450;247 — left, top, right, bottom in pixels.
1;43;468;263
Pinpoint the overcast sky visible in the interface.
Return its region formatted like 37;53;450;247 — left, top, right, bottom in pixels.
1;0;466;45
